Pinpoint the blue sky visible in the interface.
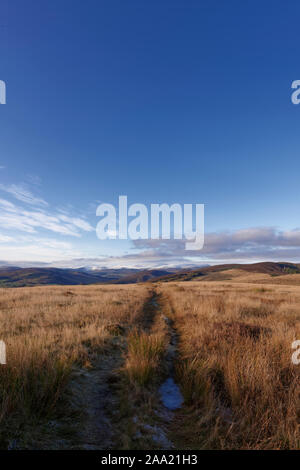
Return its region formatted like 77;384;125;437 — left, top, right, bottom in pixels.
1;0;300;268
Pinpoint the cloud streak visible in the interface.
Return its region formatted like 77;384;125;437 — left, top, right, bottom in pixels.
0;198;93;236
0;183;48;206
0;180;95;238
130;227;300;264
0;237;83;263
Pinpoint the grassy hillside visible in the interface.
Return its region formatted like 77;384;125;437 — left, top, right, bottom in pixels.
0;267;173;287
154;262;300;283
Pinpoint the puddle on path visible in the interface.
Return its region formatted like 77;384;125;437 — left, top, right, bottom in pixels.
159;377;184;411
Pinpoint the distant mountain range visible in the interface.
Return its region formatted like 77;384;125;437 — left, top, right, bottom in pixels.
0;262;299;287
152;261;300;282
0;266;176;287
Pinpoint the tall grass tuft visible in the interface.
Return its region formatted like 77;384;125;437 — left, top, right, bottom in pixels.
124;330;165;386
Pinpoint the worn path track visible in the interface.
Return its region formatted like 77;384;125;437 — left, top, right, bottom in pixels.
112;289;185;449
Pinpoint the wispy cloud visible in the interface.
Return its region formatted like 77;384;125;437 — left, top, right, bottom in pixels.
0;233;13;243
130;227;300;264
0;178;94;240
25;174;42;186
0;183;48;207
0;237;83;263
0;198;94;236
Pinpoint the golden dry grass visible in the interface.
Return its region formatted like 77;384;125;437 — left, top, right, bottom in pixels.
0;284;149;445
160;281;300;449
1;279;299;450
193;268;300;286
124;330;165;386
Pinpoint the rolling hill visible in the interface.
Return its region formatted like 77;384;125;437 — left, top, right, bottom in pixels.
152;262;300;283
0;262;300;287
0;267;174;287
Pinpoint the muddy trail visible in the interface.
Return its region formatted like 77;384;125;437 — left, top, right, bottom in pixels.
113;289;185;450
158;316;184;412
